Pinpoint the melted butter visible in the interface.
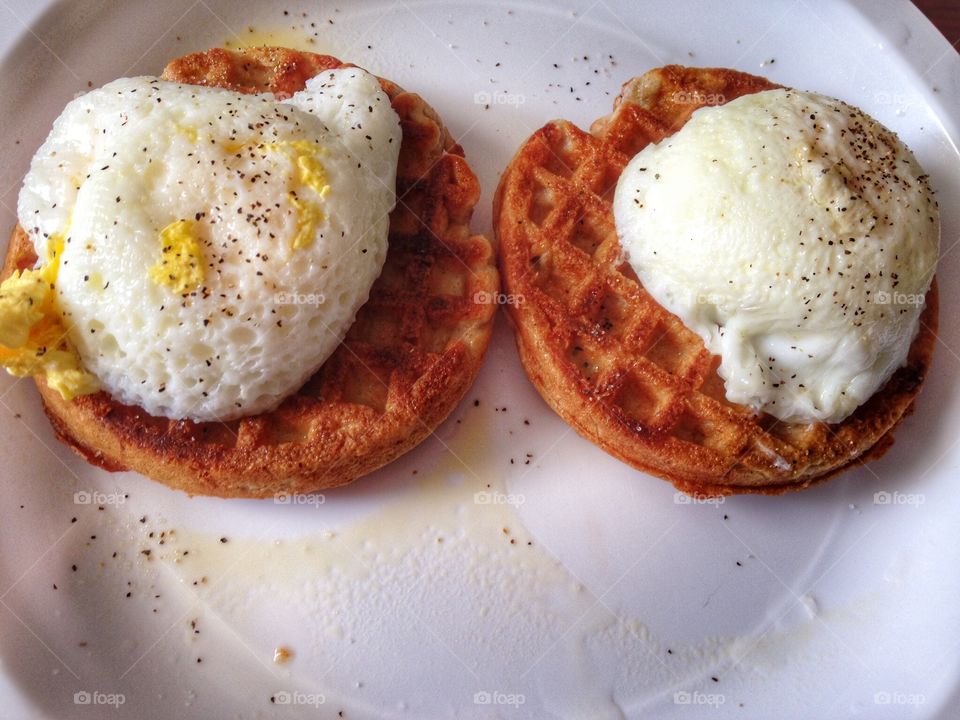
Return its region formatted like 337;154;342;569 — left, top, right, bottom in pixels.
159;410;631;715
223;26;326;53
162;408;803;716
148;219;204;294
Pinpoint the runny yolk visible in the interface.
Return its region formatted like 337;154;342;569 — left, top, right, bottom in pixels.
0;233;100;400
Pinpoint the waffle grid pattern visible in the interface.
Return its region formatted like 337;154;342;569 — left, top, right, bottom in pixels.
3;47;498;496
496;66;937;494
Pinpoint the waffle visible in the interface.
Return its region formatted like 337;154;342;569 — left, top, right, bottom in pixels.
1;47;498;498
494;65;937;495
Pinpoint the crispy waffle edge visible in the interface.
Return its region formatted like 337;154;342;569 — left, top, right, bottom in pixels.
493;65;938;496
1;47;500;497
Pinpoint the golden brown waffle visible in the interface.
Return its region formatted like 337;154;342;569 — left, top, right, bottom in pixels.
494;65;937;495
1;47;498;497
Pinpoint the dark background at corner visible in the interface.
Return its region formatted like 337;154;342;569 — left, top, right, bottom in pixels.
914;0;960;47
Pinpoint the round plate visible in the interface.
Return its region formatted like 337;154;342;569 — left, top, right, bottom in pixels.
0;1;958;718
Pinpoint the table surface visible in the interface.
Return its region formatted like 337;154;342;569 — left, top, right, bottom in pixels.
914;0;960;46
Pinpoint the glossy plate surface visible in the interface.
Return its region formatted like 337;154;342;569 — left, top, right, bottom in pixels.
0;1;957;717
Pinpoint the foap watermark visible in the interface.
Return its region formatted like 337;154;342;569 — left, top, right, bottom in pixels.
691;291;725;307
689;288;776;308
873;490;925;507
874;691;925;706
271;691;326;707
473;290;525;306
474;90;526;108
275;291;326;306
73;490;126;506
274;492;326;508
473;690;526;708
872;91;913;107
73;690;126;708
674;491;725;506
874;290;924;307
474;490;525;507
671;91;726;106
674;691;726;707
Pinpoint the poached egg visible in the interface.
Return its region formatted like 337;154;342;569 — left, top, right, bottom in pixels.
613;88;939;424
8;67;401;421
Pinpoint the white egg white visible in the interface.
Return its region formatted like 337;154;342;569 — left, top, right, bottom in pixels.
613;88;939;424
18;68;401;421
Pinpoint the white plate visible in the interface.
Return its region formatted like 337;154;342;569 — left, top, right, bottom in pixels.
0;1;958;718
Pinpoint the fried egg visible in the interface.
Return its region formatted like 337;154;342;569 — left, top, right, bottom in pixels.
12;68;401;421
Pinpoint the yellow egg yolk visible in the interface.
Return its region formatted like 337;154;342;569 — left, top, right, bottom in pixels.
180;131;333;252
271;140;331;250
0;234;100;400
148;219;205;294
287;192;325;250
